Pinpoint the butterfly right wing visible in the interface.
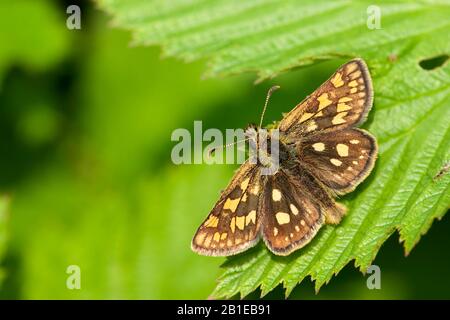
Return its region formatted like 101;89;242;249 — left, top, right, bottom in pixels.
297;128;377;195
192;162;264;256
279;59;373;137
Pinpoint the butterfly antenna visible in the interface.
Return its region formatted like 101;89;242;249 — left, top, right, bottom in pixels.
207;138;250;158
258;85;280;129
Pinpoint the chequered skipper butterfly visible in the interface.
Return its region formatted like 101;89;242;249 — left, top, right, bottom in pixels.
192;59;377;256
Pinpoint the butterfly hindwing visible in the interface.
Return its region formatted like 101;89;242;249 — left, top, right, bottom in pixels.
298;128;377;194
279;59;373;136
260;169;325;256
191;162;263;256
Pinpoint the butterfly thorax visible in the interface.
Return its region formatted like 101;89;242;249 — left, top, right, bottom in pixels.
244;126;296;170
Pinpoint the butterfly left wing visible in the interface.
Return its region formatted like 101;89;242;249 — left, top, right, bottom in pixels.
260;168;328;256
279;59;373;137
192;162;264;256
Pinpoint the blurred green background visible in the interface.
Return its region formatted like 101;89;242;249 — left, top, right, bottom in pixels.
0;0;449;299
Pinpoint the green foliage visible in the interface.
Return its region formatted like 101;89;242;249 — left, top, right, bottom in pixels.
0;0;69;292
5;18;239;298
98;0;450;298
98;0;450;79
0;0;71;88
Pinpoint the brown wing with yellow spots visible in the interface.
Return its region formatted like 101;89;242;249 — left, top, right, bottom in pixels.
279;59;373;137
298;128;377;195
260;168;326;256
191;162;264;256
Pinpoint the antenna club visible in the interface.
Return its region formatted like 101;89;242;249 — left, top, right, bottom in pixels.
268;85;281;95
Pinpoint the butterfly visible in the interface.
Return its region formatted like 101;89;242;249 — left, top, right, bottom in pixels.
192;59;377;256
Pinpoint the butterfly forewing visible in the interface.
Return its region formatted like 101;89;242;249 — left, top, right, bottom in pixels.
191;162;263;256
298;128;377;194
279;59;373;136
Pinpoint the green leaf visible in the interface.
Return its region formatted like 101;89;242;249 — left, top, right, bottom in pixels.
97;0;450;298
97;0;450;79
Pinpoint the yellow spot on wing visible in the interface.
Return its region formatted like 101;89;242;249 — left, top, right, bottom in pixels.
337;103;352;112
312;142;325;151
221;232;227;240
213;232;220;242
224;197;240;213
331;72;344;87
350;139;360;144
246;210;256;226
349;80;358;87
204;234;213;247
350;70;362;79
240;178;250;191
299;112;314;123
236;216;245;230
275;212;290;225
336;143;349;157
306;121;318;132
272;189;282;201
350;87;358;94
317;93;332;110
330;158;343;166
204;215;219;228
339;97;353;103
273;227;278;236
332;112;348;125
241;193;248;202
290;203;299;215
230;217;236;233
